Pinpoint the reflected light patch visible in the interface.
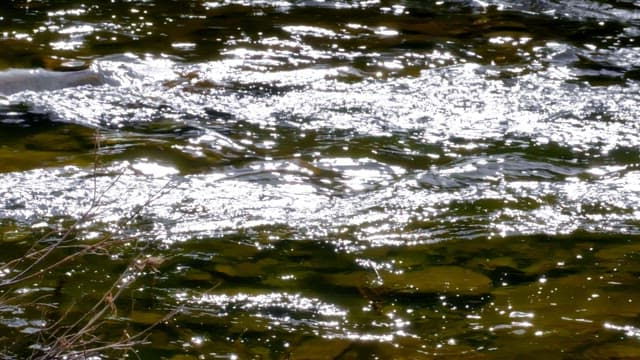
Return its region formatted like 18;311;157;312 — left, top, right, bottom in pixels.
283;25;337;38
204;0;291;9
189;292;347;318
489;36;515;45
344;332;394;342
374;27;399;36
131;161;178;177
50;40;84;50
171;42;197;51
59;24;95;35
47;8;86;17
381;60;404;70
604;323;640;338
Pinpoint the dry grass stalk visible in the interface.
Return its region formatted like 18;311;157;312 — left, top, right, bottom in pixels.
0;130;178;359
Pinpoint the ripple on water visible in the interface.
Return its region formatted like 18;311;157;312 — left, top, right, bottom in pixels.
1;158;640;247
7;54;640;153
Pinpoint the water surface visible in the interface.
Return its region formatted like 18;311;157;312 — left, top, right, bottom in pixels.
1;0;640;358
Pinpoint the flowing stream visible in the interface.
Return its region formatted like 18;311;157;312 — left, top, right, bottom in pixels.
1;0;640;358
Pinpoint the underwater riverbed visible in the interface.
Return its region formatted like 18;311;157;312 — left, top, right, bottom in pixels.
1;0;640;358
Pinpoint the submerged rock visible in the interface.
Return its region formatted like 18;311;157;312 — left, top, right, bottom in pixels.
582;343;640;360
213;258;278;279
183;269;214;282
129;310;166;325
287;338;351;360
326;266;492;297
596;243;640;262
380;266;493;296
24;131;93;152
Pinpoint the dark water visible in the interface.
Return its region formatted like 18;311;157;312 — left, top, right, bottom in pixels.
1;0;640;358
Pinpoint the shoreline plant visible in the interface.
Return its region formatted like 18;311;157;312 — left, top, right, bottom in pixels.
0;131;177;359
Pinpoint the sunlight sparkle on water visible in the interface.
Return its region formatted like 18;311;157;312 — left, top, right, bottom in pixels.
283;25;337;38
172;42;197;51
47;8;87;17
204;0;291;9
50;40;84;51
59;25;95;35
604;323;640;338
374;27;398;37
190;292;347;318
131;161;178;177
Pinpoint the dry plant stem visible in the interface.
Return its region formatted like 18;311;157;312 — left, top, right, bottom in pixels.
93;129;102;202
3;235;124;288
31;259;136;357
37;298;77;338
1;169;172;287
1;129;179;359
0;171;124;287
61;307;181;360
1;130;116;287
40;255;180;359
36;179;177;357
55;264;135;346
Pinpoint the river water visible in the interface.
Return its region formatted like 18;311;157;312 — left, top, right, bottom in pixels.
1;0;640;358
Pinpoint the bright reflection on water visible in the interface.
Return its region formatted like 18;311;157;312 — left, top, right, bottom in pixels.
1;0;640;358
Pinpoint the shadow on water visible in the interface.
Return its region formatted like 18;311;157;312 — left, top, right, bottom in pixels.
0;102;97;171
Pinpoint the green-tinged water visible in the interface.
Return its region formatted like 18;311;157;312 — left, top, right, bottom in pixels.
1;0;640;358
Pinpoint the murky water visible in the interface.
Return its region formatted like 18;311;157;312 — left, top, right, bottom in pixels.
1;0;640;358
